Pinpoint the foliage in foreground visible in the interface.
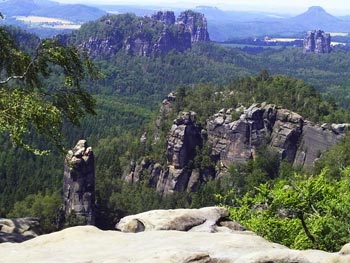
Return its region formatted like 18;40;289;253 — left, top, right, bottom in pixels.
219;167;350;252
0;26;96;154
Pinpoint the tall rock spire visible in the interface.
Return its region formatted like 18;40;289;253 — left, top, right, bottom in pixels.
62;140;95;225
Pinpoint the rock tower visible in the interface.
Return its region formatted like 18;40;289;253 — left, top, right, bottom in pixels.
63;140;95;225
303;30;331;53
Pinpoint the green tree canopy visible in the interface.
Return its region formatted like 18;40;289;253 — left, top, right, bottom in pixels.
0;26;96;154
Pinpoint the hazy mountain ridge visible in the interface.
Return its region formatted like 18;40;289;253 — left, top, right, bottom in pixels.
0;0;106;22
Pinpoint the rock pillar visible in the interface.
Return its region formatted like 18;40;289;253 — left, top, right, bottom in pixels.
63;140;95;225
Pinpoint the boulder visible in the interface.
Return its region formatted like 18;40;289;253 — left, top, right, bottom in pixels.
0;218;42;243
115;207;235;233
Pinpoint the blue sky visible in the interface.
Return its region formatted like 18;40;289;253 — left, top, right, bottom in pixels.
56;0;350;15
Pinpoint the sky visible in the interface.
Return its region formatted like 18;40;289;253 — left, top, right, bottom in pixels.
56;0;350;15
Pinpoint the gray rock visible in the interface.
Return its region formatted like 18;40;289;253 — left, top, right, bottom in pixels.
126;99;350;194
63;140;95;225
156;167;193;194
303;30;331;54
270;109;303;162
151;11;176;25
177;10;210;43
167;112;201;169
0;218;42;243
294;122;343;167
207;103;347;170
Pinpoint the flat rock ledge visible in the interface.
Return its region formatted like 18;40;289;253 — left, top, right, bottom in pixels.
1;207;349;263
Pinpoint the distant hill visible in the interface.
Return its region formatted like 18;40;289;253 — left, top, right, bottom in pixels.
0;0;106;22
0;0;106;37
287;6;346;30
206;6;350;41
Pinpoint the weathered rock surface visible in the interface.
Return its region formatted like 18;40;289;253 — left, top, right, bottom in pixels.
0;218;42;243
1;216;349;262
63;140;95;225
294;122;344;167
116;207;241;233
153;112;202;194
77;10;209;58
151;11;176;25
303;30;331;53
177;10;210;43
127;98;348;194
208;104;345;169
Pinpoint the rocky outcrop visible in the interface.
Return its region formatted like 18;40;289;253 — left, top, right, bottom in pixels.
207;103;304;166
151;11;176;25
154;92;176;141
127;98;347;194
77;10;209;57
303;30;331;53
177;10;210;43
0;218;42;243
294;122;345;167
1;208;350;263
166;111;201;169
116;207;244;233
62;140;95;225
208;103;345;168
157;111;202;194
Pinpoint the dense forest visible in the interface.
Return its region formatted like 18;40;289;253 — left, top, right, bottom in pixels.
2;12;350;251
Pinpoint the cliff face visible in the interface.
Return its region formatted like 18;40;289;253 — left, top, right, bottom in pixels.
76;10;210;57
127;94;347;195
177;10;210;43
207;104;344;169
303;30;331;53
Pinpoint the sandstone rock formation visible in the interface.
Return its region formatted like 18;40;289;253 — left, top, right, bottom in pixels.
207;103;345;169
151;11;176;25
62;140;95;225
1;208;350;263
77;10;209;57
157;111;202;193
0;218;42;243
127;97;348;194
303;30;331;53
116;207;244;233
177;10;210;43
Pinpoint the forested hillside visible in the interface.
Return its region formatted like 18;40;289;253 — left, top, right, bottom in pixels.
2;11;350;250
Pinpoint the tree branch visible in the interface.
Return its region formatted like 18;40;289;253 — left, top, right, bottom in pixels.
297;210;318;249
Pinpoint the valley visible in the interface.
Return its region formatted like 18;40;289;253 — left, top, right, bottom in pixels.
1;0;350;260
